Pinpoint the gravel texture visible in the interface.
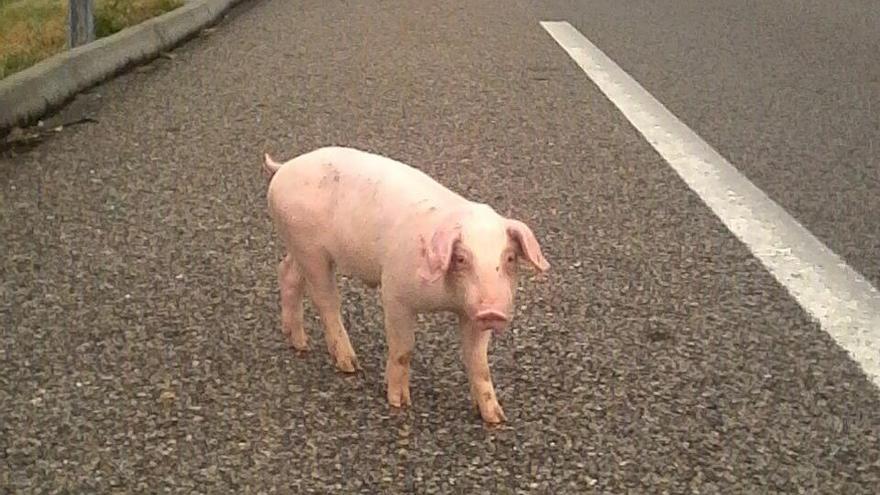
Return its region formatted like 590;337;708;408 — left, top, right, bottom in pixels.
2;0;879;493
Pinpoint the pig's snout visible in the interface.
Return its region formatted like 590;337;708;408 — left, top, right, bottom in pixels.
475;309;509;323
474;309;511;332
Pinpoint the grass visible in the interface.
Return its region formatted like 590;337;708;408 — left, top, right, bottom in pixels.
0;0;184;80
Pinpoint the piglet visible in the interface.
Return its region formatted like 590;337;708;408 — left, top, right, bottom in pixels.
261;146;550;424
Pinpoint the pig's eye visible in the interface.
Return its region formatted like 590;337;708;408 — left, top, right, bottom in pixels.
506;253;517;263
453;254;467;267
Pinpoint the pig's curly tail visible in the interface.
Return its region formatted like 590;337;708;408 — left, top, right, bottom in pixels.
262;153;283;182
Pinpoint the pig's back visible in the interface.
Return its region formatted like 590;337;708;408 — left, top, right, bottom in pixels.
267;147;466;284
328;146;463;203
283;146;466;214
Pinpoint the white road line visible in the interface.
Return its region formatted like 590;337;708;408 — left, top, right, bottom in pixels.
540;21;880;388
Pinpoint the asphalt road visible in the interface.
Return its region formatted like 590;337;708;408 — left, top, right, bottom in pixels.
2;0;879;493
536;0;880;289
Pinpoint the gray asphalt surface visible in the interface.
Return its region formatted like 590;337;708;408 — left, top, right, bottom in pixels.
537;0;880;289
2;0;880;493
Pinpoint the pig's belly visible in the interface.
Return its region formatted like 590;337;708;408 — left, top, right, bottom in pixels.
334;259;382;288
327;238;383;288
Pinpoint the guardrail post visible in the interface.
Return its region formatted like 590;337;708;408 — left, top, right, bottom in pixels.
68;0;96;48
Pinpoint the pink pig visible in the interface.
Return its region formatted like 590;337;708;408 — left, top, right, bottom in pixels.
261;146;549;424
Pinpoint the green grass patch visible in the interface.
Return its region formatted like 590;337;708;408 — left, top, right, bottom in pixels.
0;0;184;80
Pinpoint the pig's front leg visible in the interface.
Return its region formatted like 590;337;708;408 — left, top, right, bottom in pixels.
381;293;416;409
460;321;506;424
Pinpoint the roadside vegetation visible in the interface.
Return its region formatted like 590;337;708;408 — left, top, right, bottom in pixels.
0;0;183;80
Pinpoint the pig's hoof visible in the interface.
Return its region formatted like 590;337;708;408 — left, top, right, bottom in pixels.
327;340;360;373
288;334;310;352
334;353;360;373
478;400;507;425
387;386;412;409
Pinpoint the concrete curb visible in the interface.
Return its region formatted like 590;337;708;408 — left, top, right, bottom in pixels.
0;0;246;135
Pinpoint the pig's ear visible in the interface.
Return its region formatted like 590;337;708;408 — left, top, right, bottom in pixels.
507;219;550;272
417;225;461;283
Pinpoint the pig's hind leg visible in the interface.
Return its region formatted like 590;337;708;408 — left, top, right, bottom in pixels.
278;254;309;351
300;251;361;373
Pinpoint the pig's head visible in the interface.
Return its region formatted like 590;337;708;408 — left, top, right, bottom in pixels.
418;205;550;333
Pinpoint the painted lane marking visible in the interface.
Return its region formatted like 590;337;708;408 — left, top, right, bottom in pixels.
540;21;880;387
